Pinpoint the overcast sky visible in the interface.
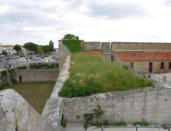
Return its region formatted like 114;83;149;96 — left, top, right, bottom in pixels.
0;0;171;47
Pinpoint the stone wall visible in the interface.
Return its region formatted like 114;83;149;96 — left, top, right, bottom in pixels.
118;61;171;73
0;89;56;131
14;69;58;82
58;40;71;71
83;42;101;51
112;42;171;51
42;55;70;130
62;87;171;125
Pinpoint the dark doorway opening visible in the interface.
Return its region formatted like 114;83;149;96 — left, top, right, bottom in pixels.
149;62;153;73
160;62;164;69
19;75;22;82
111;55;114;61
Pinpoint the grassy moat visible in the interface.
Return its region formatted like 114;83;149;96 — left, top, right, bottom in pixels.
0;82;55;113
59;52;153;98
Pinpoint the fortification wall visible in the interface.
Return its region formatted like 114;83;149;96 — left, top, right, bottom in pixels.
0;89;56;131
58;40;71;72
83;42;101;51
63;87;171;125
42;43;71;130
14;69;58;82
112;42;171;51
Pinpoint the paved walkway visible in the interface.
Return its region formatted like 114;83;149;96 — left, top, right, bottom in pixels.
64;124;168;131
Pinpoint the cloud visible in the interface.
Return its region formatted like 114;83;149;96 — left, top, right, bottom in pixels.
85;1;146;19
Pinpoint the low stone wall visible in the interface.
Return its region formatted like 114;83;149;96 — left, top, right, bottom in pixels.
58;40;71;72
63;87;171;125
0;89;56;131
14;69;58;82
42;56;70;130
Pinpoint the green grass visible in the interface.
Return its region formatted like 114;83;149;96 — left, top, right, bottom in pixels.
0;82;55;113
59;53;153;98
62;40;82;53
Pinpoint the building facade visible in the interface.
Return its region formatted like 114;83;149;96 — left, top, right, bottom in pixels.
82;41;171;74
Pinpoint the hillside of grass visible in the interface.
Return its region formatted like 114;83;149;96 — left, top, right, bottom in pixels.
62;40;82;53
59;53;153;98
0;82;55;113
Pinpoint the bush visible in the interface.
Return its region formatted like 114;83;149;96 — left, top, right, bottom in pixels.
59;75;103;98
133;121;150;126
60;114;67;128
62;40;82;53
29;63;59;69
112;121;127;126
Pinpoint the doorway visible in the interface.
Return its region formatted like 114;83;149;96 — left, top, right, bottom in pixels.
149;62;153;73
19;75;22;82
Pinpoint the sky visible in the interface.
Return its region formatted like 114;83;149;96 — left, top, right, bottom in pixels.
0;0;171;48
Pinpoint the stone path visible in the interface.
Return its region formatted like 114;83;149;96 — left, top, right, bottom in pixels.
64;124;168;131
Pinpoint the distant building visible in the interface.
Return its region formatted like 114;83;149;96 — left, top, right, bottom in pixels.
0;45;16;55
0;45;26;55
82;41;171;74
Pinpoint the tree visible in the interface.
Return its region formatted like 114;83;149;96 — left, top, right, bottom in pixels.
13;45;21;54
42;45;50;54
63;34;79;40
49;40;54;52
24;42;38;54
2;50;7;56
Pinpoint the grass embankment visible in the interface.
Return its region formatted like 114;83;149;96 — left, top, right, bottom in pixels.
59;53;153;98
62;40;82;53
0;82;55;113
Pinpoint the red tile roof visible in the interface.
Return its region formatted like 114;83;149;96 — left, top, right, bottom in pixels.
115;52;171;61
0;45;13;47
87;51;103;57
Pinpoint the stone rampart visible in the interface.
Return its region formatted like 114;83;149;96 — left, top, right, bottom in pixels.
58;40;71;72
112;42;171;51
0;89;56;131
63;87;171;125
42;55;70;130
14;69;58;82
83;42;101;51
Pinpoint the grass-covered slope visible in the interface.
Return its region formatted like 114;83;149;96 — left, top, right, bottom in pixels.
62;40;82;53
59;53;153;98
0;82;55;113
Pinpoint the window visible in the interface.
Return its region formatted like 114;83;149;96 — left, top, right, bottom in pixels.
160;62;164;69
169;62;171;69
130;62;134;70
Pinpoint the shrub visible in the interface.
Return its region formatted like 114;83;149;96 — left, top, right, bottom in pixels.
60;114;67;128
29;63;59;69
59;75;103;98
133;121;150;126
83;105;104;129
112;121;127;126
62;40;82;53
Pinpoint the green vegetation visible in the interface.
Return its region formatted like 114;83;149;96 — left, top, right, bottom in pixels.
24;40;55;54
133;121;150;126
61;114;67;127
63;34;79;40
13;45;21;54
62;40;82;53
29;63;59;69
83;105;104;129
59;53;153;98
2;50;8;56
112;121;127;126
0;82;55;113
